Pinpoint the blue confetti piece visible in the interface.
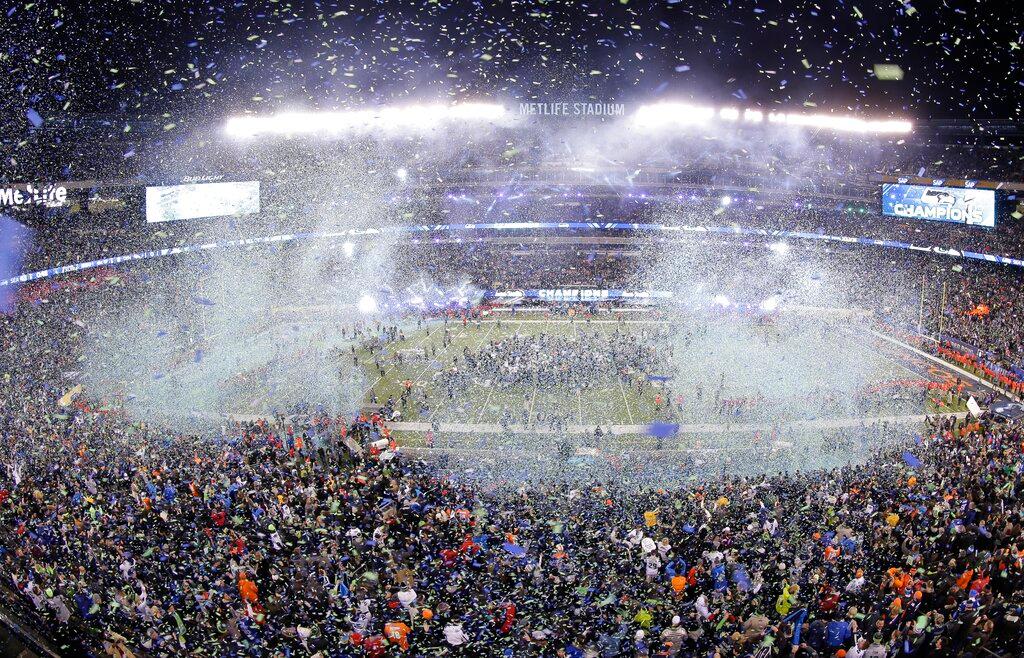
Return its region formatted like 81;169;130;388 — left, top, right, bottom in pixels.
674;65;691;72
194;349;204;363
193;296;216;306
26;108;43;128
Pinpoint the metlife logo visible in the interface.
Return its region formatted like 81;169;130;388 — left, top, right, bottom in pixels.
0;184;69;208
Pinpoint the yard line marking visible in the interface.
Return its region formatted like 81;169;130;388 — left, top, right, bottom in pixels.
571;320;585;426
597;320;637;426
523;317;549;429
357;321;437;402
413;319;485;424
526;381;538;428
469;319;504;423
617;373;636;425
361;318;471;417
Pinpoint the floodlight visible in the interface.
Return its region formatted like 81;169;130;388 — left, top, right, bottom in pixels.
357;294;378;314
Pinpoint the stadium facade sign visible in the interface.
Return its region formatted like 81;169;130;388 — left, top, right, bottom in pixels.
518;102;626;117
0;184;68;208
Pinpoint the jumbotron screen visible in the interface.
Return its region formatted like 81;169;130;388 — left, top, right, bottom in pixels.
145;181;260;224
881;182;996;228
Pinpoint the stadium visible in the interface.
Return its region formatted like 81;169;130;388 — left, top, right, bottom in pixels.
2;2;1024;657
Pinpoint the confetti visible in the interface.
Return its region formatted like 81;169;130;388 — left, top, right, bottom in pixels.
873;63;905;81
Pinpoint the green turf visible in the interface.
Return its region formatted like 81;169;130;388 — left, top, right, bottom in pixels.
357;318;651;427
355;317;930;434
925;395;968;414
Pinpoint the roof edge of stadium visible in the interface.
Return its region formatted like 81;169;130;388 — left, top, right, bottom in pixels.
222;102;912;138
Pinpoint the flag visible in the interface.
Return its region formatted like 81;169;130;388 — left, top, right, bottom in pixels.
711;563;728;592
0;217;33;314
58;384;83;407
901;451;923;469
648;422;679;438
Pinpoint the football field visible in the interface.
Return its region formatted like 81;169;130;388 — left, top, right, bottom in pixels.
354;314;958;442
359;317;653;428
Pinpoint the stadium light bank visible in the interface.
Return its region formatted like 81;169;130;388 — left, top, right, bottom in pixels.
224;101;911;138
224;102;511;138
631;102;912;134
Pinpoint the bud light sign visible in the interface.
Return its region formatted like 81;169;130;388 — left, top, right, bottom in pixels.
881;183;995;228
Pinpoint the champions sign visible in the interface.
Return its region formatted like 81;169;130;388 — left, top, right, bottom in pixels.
881;183;996;228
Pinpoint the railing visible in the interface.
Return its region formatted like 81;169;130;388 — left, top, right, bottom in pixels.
0;588;65;658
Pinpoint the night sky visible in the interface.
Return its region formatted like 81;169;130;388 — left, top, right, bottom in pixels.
3;0;1022;136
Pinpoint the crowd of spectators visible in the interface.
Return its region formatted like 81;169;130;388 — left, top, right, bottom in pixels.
2;208;1024;657
8;169;1024;279
2;282;1024;658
